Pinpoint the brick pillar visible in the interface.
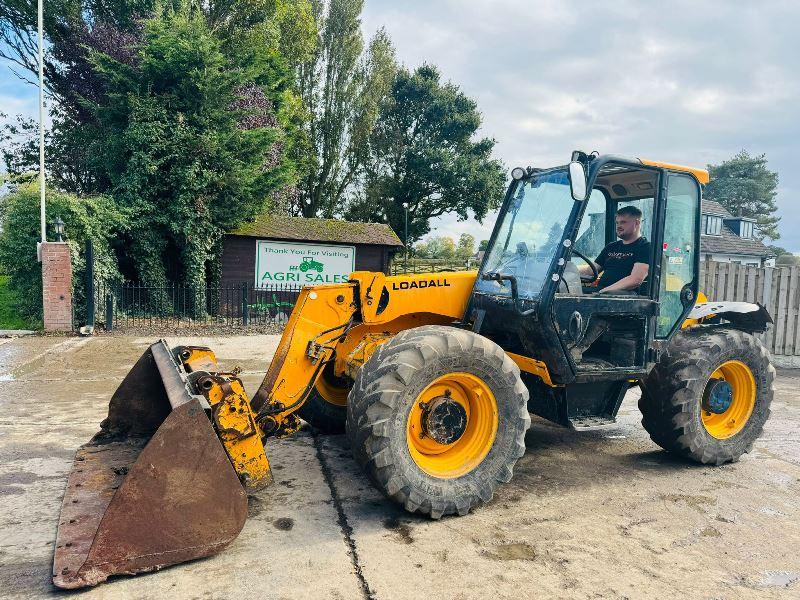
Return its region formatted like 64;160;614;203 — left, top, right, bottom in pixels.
41;242;73;331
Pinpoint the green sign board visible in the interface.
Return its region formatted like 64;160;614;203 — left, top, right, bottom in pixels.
255;241;356;288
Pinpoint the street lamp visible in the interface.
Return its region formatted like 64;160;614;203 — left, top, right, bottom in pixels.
402;203;409;272
37;0;46;260
52;216;65;242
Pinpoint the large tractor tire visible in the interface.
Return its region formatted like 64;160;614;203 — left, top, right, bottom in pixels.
297;367;350;434
346;325;530;518
639;327;775;465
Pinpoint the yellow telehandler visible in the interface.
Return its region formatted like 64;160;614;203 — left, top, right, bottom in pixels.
53;152;775;588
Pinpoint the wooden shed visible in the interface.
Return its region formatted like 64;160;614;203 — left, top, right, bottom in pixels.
220;214;403;288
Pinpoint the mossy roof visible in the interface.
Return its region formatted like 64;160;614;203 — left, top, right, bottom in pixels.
231;214;403;247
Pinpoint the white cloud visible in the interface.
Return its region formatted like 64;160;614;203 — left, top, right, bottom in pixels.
363;0;800;250
0;93;37;123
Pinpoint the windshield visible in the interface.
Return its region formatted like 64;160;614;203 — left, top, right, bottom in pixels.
475;169;576;299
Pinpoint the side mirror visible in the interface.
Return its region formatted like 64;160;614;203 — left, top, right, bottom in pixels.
569;161;588;201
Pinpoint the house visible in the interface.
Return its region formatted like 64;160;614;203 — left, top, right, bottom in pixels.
700;200;774;267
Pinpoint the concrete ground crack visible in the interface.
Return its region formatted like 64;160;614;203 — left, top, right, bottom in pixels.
312;432;375;600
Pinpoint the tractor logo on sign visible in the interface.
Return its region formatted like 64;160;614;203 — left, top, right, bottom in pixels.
290;256;325;273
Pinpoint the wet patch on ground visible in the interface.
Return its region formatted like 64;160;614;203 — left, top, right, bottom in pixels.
247;495;267;518
659;493;716;513
273;517;294;531
383;516;414;544
481;542;536;561
0;471;63;486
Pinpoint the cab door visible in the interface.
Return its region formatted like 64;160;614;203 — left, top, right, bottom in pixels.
551;168;660;379
655;172;701;338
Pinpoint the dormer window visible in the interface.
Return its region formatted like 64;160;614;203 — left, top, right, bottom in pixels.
740;220;754;239
703;215;723;235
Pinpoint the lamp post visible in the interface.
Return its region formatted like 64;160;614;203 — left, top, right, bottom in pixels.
52;216;65;242
37;0;46;257
402;203;409;272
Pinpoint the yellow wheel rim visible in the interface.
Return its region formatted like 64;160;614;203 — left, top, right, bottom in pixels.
701;360;756;440
406;372;498;479
315;374;349;407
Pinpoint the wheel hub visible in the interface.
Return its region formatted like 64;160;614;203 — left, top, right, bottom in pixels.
422;396;468;445
703;379;734;414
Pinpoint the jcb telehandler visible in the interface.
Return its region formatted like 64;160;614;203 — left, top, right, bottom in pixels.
54;152;775;588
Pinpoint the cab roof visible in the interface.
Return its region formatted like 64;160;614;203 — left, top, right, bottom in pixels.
638;158;709;185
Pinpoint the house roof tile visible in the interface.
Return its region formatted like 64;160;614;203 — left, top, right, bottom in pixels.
701;199;732;218
700;200;771;258
232;214;404;247
701;225;771;257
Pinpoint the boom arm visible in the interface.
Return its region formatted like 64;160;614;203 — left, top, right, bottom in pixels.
251;283;358;436
250;270;479;435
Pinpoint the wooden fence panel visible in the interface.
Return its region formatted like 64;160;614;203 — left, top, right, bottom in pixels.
746;266;757;303
784;267;798;355
697;260;800;355
725;263;738;300
774;268;790;354
736;263;747;301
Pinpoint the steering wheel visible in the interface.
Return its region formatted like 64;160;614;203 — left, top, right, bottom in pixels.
570;248;599;283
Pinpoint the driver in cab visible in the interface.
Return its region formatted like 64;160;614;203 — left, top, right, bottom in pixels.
584;205;650;294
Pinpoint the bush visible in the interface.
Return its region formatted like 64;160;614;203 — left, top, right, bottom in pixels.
0;275;33;329
0;183;125;325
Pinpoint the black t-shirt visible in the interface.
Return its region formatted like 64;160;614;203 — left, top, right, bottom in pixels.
595;237;650;290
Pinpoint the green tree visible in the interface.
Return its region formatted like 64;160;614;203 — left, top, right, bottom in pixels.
0;183;123;322
412;240;429;258
348;65;505;244
776;253;800;267
478;239;489;252
88;4;297;295
1;1;314;190
296;0;397;217
416;236;456;260
455;233;476;261
767;245;788;257
705;150;780;240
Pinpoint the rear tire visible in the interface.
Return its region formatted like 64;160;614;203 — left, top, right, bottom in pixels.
639;327;775;464
346;325;530;518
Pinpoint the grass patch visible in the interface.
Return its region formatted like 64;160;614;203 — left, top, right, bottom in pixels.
0;275;36;330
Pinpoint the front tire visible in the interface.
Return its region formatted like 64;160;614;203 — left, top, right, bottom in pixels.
346;325;530;518
639;327;775;464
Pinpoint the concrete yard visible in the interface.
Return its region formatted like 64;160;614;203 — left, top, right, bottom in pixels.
0;334;799;599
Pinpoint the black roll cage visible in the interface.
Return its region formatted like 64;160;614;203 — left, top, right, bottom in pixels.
472;153;703;348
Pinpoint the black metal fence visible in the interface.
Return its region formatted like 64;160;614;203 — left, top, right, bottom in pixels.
390;258;475;275
93;281;303;329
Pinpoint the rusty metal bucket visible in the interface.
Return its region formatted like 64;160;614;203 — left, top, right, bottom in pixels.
53;340;248;589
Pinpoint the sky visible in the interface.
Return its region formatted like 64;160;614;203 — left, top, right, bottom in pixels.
2;1;799;248
361;0;800;248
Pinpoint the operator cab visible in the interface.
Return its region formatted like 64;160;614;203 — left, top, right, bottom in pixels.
470;152;703;391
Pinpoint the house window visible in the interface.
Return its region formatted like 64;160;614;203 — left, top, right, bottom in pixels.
741;221;754;239
704;215;722;235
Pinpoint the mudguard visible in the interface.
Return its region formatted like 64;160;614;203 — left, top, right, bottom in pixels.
686;301;772;333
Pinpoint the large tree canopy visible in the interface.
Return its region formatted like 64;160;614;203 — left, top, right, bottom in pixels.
1;0;314;195
347;64;505;244
88;4;299;289
705;150;780;241
295;0;396;217
1;0;314;292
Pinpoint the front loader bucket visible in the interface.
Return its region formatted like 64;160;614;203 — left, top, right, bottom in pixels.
53;340;248;589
